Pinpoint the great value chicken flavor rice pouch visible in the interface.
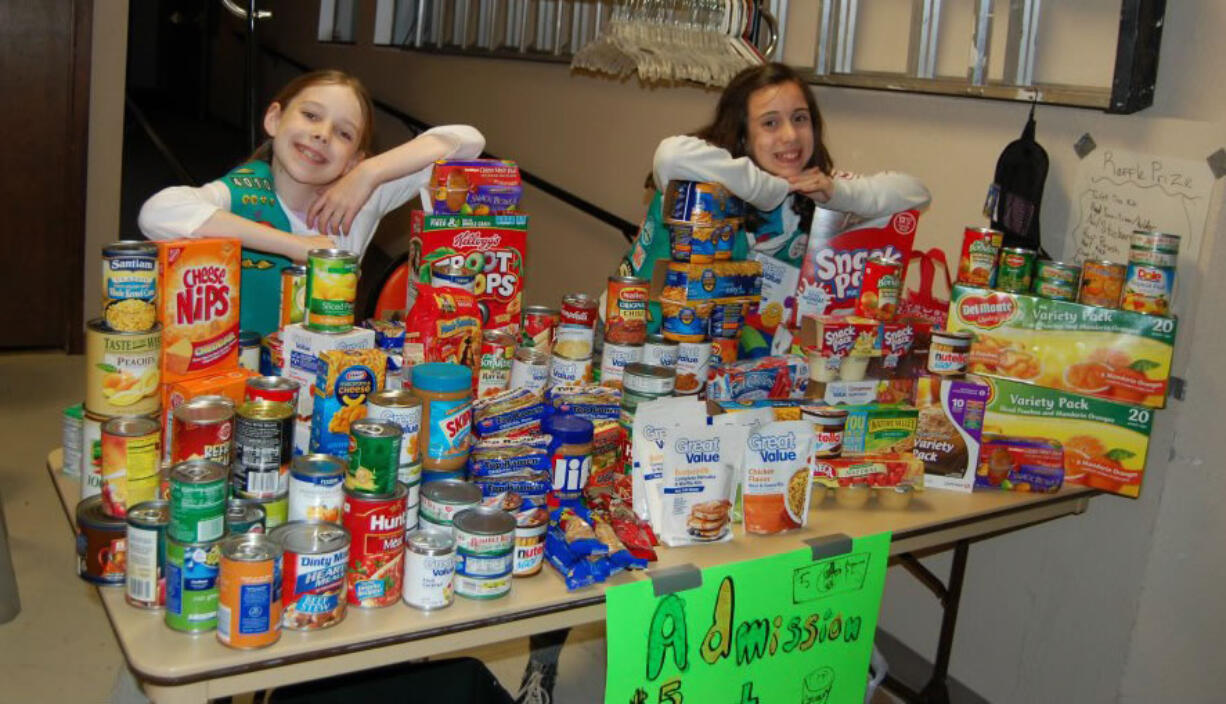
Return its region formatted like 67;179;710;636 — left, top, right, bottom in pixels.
742;421;815;535
659;422;746;547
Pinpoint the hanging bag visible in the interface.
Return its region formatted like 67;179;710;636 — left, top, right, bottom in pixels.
898;248;953;328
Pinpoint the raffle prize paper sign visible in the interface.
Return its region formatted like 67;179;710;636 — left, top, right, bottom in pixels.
605;532;891;704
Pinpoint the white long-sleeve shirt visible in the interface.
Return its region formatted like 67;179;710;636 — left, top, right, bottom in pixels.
138;125;486;258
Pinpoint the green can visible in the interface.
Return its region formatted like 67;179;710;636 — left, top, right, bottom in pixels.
995;247;1037;294
246;491;288;530
346;419;403;496
164;538;221;633
1032;260;1080;301
304;248;358;333
169;460;228;543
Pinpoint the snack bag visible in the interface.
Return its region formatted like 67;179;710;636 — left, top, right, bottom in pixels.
659;422;745;547
426;159;523;215
742;421;816;535
469;434;551;476
630;397;704;531
156;238;242;381
473;388;546;437
404;283;482;368
796;210;919;320
707;355;809;402
547;385;622;421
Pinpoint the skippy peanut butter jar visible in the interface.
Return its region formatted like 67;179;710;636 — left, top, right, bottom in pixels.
157;238;242;382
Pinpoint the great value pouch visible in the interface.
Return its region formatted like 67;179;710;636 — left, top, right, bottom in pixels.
659;422;745;547
742;421;815;535
630;397;703;533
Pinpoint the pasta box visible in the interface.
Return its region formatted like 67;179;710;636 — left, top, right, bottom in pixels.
281;323;375;419
948;285;1177;408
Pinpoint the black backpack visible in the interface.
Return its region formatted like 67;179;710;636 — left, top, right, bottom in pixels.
990;102;1049;255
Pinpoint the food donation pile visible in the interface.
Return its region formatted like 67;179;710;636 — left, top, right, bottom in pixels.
62;171;1179;649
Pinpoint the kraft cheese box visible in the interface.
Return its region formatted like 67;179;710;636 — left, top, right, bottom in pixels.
281;323;375;419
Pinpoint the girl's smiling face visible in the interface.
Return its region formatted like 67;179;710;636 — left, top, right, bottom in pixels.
264;83;365;188
744;81;815;178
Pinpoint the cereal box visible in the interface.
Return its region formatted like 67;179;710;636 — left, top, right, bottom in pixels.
980;377;1154;498
281;324;376;419
156;238;241;381
796;210;918;320
309;349;387;457
948;285;1177;408
158;367;256;463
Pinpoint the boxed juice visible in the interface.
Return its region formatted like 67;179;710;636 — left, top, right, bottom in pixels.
948;285;1177;408
158;367;256;463
156;238;241;381
981;377;1154;498
281;323;376;419
309;349;387;457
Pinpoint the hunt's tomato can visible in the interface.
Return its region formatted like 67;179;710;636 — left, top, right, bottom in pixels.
957;227;1004;287
217;533;283;649
271;521;350;630
520;305;558;352
342;484;407;608
855;256;902;321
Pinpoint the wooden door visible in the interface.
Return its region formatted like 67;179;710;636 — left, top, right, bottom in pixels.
0;0;91;351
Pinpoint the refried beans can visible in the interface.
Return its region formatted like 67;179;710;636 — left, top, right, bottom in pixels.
1078;260;1127;308
520;305;559;352
84;319;161;417
509;347;549;394
172;395;236;466
76;495;127;586
957;227;1004;287
168;459;228;543
125;500;169;609
164;538;221;633
476;329;517;398
217;533;283;649
367;390;423;475
605;276;649;345
856;256;903;321
271;521;350;630
403;529;455;610
342;484;407;607
288;454;346;523
232;400;294;499
244;375;300;407
100;416;161;517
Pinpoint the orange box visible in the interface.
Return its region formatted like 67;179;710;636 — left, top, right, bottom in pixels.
156;238;242;382
158;367;256;464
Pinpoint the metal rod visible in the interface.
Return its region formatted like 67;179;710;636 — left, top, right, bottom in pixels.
918;540;970;703
125;95;198;186
246;0;258;152
896;553;949;603
415;0;427;47
969;0;992;85
815;0;834;75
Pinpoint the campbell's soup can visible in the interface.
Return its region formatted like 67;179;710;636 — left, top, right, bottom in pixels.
600;342;643;390
957;227;1004;287
99;416;161;517
244;376;300;407
288;454;346;523
509;347;549;394
520;305;558;352
342;484;407;607
172;395;236;466
76;495;127;586
217;533;283;649
271;521;350;630
856;256;902;321
403;528;455;610
279;264;307;329
84;319;161;417
476;329;516;398
125;500;169;609
560;293;599;330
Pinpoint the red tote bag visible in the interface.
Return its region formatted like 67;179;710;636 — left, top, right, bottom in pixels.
898;248;953;328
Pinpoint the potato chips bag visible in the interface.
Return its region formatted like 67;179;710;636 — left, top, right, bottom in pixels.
742;421;815;535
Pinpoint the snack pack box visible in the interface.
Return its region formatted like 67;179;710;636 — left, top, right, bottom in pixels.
795;210;918;321
425;159;522;215
281;324;376;419
913;376;989;493
158;367;257;463
798;315;881;357
981;377;1154;497
408;212;527;332
156;238;241;382
309;349;387;457
948;285;1177;408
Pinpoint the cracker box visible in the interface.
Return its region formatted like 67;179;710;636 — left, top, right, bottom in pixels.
795;210;918;321
158;367;257;464
981;377;1154;498
310;349;387;457
408;212;526;332
913;376;989;493
281;324;376;419
948;285;1177;408
156;238;241;382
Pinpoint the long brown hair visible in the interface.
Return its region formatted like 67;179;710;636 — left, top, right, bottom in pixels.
249;69;375;163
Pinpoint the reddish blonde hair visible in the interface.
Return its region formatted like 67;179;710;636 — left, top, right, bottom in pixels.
250;69;375;162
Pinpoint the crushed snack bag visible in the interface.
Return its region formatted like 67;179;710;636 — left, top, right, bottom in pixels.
404;283;482;368
468;434;551;476
553;507;608;557
547;385;622;421
580;505;648;571
659;422;744;547
742;421;815;535
474;388;546;437
707;355;809;402
309;348;387;457
427;159;523;215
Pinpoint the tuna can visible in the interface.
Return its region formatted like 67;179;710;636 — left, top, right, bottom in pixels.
641;334;679;368
125;500;169;608
244;375;300;407
271;521;350;630
620;363;678;429
1033;260;1081;301
168;460;228;543
217;533;283;649
1078;260;1127;309
995;247;1036;294
62;403;84;479
513;512;548;577
599;341;643;390
75;495;127;586
238;331;261;372
430;260;477;292
232;400;294;498
279;264;307;329
476;329;517;398
454;573;512;600
453;507;515;579
80;410;109;500
420;479;483;530
249;491;289;530
549;349;592;388
171;395;236;466
673;340;710;395
164;538;221;633
101;241;158;333
346;419;402;496
403;529;455;610
957;227;1004;287
342;484;408;607
367;390;423;473
305;248;359;333
99;416;160;517
288;454;346;523
521;305;559;352
225;498;266;535
84;319;161;417
509;346;550;394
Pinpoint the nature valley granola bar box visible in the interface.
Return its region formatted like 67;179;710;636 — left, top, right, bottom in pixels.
948;285;1177;408
156;238;241;382
981;377;1154;498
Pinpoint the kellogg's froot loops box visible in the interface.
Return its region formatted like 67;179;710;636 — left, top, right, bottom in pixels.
156;239;241;382
796;210;918;321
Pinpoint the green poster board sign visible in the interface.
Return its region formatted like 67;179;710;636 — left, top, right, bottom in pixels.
605;532;891;704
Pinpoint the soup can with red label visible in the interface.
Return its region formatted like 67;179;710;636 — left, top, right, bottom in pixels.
856;256;902;321
559;293;599;330
957;227;1004;287
476;329;517;398
244;376;300;407
342;484;407;608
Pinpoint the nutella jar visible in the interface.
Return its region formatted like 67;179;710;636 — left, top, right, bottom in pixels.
927;330;973;377
802;407;847;459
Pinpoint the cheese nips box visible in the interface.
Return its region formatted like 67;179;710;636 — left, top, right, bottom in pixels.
795;210;918;321
408;212;526;332
156;238;241;382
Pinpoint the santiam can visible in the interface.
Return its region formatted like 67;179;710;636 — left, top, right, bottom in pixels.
403;529;456;610
420;479;483;530
305;249;358;332
957;227;1004;287
476;329;516;398
995;247;1037;294
599;342;643;390
280;264;307;329
641;334;679;368
521;305;558;352
271;521;350;630
232;400;294;499
343;484;408;608
101;241;158;333
217;533;283;649
171;395;235;466
76;495;126;586
367;390;423;472
164;538;221;633
225;498;266;535
168;460;228;543
100;416;161;518
288;454;346;523
125;500;169;609
346;419;402;496
244;375;300;407
509;347;549;394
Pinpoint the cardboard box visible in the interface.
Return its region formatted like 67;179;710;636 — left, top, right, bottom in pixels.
158;367;257;464
981;377;1154;498
795;210;918;320
156;238;242;382
309;349;387;457
841;404;918;457
948;285;1177;408
913;377;989;493
281;324;375;419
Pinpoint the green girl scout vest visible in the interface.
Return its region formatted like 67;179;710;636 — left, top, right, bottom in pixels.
224;160;293;337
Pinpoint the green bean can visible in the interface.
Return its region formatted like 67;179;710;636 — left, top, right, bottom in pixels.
346;419;402;496
1032;260;1080;301
164;538;221;633
169;460;228;543
995;247;1037;294
304;249;358;333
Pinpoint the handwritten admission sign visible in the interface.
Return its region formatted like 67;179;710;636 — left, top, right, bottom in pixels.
605;532;890;704
1066;147;1212;267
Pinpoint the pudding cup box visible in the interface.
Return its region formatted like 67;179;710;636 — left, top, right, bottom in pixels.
156;238;242;382
912;376;989;493
408;212;527;333
948;285;1177;409
158;367;257;464
980;377;1154;498
281;323;376;419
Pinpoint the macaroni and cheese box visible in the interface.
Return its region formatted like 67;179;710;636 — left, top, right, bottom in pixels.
156;238;242;382
281;324;376;419
309;349;387;457
408;212;527;332
948;285;1177;408
158;367;257;464
981;377;1154;498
